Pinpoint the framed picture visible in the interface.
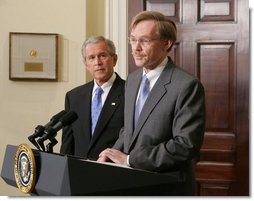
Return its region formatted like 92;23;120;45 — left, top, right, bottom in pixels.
9;32;58;81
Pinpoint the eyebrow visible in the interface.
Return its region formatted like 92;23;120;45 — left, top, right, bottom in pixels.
130;34;158;38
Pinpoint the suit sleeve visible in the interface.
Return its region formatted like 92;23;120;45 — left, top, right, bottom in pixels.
60;93;74;155
112;127;125;151
129;79;206;172
113;76;127;152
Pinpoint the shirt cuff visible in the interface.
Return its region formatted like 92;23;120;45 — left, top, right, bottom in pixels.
126;155;130;166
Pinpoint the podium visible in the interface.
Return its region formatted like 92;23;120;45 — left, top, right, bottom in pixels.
1;144;184;195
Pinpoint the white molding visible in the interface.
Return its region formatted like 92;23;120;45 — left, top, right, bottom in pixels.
105;0;128;79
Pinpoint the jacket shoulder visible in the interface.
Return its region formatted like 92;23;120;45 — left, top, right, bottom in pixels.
66;81;93;97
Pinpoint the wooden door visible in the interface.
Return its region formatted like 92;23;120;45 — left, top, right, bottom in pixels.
128;0;249;196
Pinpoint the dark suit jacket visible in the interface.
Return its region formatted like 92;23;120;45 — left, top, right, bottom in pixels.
113;58;206;195
60;73;125;160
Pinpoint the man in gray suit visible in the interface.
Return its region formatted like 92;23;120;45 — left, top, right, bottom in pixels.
98;11;206;195
60;36;125;160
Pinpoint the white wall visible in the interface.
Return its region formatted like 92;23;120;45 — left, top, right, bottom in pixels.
0;0;87;195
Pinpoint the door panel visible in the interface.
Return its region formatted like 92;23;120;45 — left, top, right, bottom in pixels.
128;0;249;195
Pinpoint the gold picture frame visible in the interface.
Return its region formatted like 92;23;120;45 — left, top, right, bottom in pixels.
9;32;58;81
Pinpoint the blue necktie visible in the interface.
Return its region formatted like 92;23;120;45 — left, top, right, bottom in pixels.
91;87;104;135
134;74;150;127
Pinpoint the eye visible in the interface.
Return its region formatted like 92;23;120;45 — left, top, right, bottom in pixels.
99;53;107;59
129;38;137;44
141;39;150;46
87;55;95;61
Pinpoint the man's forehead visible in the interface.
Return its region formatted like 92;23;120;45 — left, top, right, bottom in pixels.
85;43;108;55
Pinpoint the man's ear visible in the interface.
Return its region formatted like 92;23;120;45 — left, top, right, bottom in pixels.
165;40;173;52
113;54;118;66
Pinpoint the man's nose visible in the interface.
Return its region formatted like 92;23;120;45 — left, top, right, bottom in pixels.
132;41;142;50
94;56;103;64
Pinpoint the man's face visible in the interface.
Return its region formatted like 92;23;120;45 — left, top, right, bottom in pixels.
84;41;117;86
130;20;171;71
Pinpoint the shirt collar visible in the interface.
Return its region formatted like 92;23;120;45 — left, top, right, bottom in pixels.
93;72;116;94
143;57;168;80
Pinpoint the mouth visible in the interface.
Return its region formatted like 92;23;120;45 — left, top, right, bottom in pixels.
95;68;105;72
132;52;145;58
133;55;144;60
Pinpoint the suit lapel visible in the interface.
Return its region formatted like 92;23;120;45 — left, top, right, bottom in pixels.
79;82;93;143
88;74;124;148
127;71;142;131
128;60;175;151
119;70;141;151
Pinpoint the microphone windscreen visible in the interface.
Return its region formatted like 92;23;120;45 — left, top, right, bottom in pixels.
50;110;67;122
60;111;78;126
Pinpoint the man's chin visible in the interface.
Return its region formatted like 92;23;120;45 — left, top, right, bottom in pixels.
134;61;145;68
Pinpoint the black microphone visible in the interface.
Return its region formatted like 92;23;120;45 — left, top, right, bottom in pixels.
44;110;67;128
37;111;78;151
28;110;67;150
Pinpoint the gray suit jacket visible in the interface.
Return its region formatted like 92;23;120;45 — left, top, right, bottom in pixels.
114;58;206;195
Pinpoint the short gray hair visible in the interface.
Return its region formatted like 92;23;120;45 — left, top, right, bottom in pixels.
81;36;116;59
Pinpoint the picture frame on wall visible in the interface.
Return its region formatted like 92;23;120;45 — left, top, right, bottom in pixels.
9;32;58;81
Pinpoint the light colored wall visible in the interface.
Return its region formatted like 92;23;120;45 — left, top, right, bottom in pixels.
86;0;105;81
0;0;92;196
105;0;128;79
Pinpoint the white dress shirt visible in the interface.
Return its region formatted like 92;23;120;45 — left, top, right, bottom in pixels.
92;72;116;105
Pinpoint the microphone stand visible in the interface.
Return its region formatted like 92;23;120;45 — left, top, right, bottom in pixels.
37;126;58;153
46;138;58;153
28;125;45;151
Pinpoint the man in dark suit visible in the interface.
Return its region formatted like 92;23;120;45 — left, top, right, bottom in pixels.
98;11;206;195
60;36;125;160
